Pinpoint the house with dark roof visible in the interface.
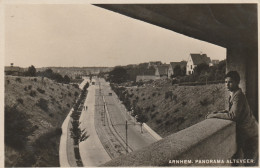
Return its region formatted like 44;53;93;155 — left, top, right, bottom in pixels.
168;61;187;78
155;64;169;79
186;54;211;75
136;69;156;82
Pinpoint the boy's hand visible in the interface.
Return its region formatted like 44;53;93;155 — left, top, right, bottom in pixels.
206;113;217;119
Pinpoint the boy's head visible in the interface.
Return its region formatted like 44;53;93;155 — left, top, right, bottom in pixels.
225;71;240;92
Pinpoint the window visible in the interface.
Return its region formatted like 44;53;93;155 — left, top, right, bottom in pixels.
190;65;192;69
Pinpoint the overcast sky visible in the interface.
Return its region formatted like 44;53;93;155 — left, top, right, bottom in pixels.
5;4;226;68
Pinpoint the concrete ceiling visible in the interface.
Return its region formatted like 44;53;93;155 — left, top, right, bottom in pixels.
94;4;257;49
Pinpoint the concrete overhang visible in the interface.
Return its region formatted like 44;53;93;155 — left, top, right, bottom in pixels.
94;4;257;49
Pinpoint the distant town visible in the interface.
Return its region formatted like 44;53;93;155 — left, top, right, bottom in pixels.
5;53;223;83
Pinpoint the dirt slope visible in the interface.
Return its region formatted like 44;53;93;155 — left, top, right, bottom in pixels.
4;75;80;167
125;80;227;137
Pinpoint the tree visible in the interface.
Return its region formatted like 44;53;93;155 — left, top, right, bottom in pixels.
173;65;182;77
27;65;36;77
64;75;71;84
194;63;209;76
108;67;128;84
136;113;148;133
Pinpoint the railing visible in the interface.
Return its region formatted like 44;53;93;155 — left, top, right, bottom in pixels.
101;119;236;166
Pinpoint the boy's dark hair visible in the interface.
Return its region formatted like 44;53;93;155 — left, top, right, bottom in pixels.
225;71;240;83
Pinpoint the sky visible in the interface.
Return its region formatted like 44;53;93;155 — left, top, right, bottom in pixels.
4;4;226;68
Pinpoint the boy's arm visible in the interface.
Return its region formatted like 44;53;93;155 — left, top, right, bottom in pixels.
206;94;243;121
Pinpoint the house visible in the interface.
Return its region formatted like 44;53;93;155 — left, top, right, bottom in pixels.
155;64;169;79
5;64;25;76
168;61;187;78
136;69;156;82
148;61;162;69
186;54;211;75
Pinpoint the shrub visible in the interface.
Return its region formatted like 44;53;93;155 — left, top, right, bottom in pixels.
152;92;157;97
24;86;28;91
34;78;37;82
16;77;21;83
151;112;158;119
174;108;179;113
36;98;49;112
17;98;24;104
143;98;146;101
156;119;162;124
28;85;32;90
182;101;187;106
68;92;72;97
67;104;70;108
5;105;35;150
200;98;209;106
30;90;37;97
74;91;79;97
164;113;170;118
37;88;45;94
49;113;54;117
6;80;10;84
73;84;79;89
165;91;173;99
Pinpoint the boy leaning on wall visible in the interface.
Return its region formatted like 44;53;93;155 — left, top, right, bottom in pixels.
206;71;258;166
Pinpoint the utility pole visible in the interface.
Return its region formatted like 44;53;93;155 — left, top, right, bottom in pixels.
125;120;128;153
103;103;106;126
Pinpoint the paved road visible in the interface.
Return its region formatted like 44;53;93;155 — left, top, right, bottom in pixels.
79;79;111;166
97;78;157;151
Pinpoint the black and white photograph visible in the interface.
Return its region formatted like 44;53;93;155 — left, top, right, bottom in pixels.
1;1;259;167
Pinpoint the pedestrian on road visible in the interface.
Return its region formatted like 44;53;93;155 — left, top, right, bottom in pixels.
206;71;258;166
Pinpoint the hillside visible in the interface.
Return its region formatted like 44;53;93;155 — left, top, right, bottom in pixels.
4;75;81;167
116;79;227;137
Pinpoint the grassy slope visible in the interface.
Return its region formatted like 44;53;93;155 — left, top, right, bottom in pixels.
4;76;81;167
126;80;227;137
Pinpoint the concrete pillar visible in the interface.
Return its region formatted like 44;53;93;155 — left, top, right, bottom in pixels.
226;44;258;120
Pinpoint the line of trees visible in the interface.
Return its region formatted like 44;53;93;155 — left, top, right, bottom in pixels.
21;65;71;84
70;81;89;166
173;60;226;84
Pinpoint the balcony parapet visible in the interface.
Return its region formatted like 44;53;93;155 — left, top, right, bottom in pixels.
101;119;236;166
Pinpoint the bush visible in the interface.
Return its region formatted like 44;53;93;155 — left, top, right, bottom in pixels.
6;80;10;84
156;119;162;124
182;101;187;106
36;98;49;112
5;105;35;150
34;78;37;82
200;98;209;106
28;85;32;90
73;84;79;89
37;88;45;94
30;90;37;97
16;77;21;83
17;98;24;104
68;92;72;97
24;86;28;91
74;91;79;97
